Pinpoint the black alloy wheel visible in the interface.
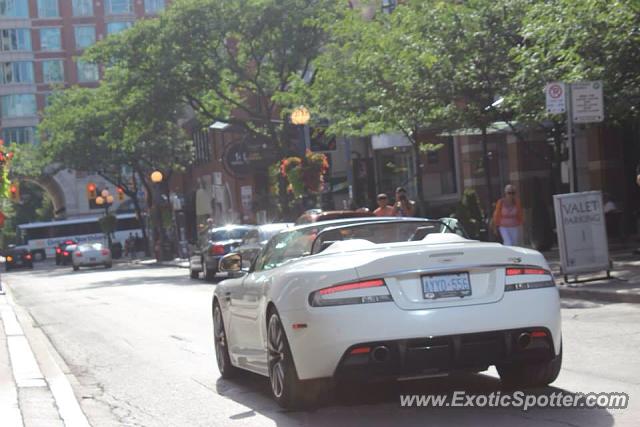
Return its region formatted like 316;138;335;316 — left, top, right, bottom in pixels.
267;310;318;409
213;301;238;379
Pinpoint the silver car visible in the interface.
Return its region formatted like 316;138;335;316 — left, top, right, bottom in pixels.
72;243;112;271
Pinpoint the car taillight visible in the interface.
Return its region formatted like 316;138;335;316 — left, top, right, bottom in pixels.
56;248;61;254
101;249;110;256
506;267;549;276
6;256;13;262
309;278;393;307
25;254;32;260
504;266;555;292
75;252;83;257
63;251;69;256
210;244;225;255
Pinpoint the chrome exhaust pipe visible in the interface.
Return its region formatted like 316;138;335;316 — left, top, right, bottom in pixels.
371;346;390;363
517;332;531;349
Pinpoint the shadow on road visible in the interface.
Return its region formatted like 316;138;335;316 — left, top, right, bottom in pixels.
215;371;617;426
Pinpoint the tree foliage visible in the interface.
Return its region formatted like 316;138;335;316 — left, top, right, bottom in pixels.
87;0;343;150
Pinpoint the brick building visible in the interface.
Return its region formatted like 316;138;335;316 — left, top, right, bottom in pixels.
0;0;166;217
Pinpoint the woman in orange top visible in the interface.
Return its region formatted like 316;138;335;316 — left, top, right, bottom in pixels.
492;184;524;246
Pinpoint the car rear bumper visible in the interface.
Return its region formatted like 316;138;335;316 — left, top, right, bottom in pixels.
335;327;554;382
279;287;561;380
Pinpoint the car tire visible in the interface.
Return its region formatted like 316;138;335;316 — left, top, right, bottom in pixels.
33;251;45;262
73;265;79;271
212;301;239;379
55;258;60;266
105;263;112;269
267;310;326;410
190;269;199;279
203;259;215;281
498;344;562;388
5;266;11;272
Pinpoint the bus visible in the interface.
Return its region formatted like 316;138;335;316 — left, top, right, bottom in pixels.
17;213;143;260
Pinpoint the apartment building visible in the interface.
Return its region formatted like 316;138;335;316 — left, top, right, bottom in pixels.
0;0;166;216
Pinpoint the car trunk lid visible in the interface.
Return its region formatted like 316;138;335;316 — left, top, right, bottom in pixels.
352;241;519;310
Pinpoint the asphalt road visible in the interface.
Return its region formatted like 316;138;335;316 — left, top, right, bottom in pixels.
4;262;639;426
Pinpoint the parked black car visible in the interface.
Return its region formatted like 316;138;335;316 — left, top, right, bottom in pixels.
235;223;293;269
4;246;34;271
189;225;256;281
55;239;77;265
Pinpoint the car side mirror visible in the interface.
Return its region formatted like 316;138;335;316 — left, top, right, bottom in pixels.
219;253;242;273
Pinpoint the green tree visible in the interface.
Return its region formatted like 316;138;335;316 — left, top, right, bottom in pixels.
39;81;193;251
84;0;343;217
87;0;342;150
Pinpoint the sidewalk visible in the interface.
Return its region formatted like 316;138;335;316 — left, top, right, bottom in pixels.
543;246;640;304
0;283;90;427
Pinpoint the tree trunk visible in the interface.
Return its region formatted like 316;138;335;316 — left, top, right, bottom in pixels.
412;141;425;217
481;125;493;216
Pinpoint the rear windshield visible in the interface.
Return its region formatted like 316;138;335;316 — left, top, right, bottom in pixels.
208;228;251;241
78;243;103;251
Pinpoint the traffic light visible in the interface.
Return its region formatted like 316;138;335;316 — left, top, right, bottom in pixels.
9;182;20;202
87;182;97;200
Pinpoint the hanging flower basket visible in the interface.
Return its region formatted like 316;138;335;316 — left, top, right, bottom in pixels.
278;151;329;198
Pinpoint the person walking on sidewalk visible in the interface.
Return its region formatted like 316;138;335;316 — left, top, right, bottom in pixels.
492;184;524;246
374;193;397;217
394;187;417;217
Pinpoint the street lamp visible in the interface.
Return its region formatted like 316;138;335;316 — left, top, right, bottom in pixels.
150;170;167;261
96;189;115;248
151;170;163;184
290;106;311;153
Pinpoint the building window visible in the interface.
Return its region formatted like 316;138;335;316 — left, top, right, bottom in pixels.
72;0;93;16
1;94;37;118
76;60;98;82
37;0;59;18
105;0;133;15
74;26;95;49
381;0;396;14
106;21;133;34
0;0;29;18
193;129;210;164
422;137;458;198
144;0;165;14
0;61;34;84
40;28;62;51
1;127;37;144
42;60;64;82
0;28;31;51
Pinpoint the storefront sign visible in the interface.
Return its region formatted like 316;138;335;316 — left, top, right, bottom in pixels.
553;191;609;275
224;143;251;176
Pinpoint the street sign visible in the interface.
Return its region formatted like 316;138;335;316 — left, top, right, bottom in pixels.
545;82;566;114
553;191;609;275
571;81;604;123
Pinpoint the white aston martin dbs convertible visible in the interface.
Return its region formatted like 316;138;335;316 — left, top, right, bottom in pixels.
212;218;561;408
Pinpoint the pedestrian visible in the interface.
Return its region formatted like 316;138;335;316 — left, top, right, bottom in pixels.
373;193;397;217
394;187;417;217
491;184;524;246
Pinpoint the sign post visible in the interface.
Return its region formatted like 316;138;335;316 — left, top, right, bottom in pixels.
553;191;610;281
546;81;603;193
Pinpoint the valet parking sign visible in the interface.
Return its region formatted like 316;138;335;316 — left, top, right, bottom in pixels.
553;191;610;275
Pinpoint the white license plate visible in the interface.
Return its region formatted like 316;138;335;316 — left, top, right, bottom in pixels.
422;272;471;299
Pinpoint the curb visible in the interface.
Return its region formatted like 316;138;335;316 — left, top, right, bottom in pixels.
558;286;640;304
